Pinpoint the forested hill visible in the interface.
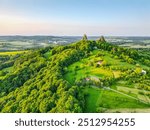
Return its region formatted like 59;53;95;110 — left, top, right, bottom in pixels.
0;35;150;113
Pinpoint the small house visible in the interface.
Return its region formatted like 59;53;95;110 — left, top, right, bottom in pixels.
93;46;98;50
97;60;103;65
141;70;146;75
85;77;90;81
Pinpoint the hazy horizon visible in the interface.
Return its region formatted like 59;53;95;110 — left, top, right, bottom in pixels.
0;0;150;36
0;35;150;37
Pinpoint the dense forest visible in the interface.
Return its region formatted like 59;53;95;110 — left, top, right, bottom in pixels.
0;35;150;113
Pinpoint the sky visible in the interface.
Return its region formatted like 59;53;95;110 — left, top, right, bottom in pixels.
0;0;150;36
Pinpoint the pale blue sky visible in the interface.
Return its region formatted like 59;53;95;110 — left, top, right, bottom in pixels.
0;0;150;36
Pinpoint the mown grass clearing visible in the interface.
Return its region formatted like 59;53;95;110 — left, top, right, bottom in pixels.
83;87;101;112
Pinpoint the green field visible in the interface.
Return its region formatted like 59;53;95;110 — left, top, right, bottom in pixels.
0;50;28;56
64;49;150;112
83;87;100;112
83;87;149;113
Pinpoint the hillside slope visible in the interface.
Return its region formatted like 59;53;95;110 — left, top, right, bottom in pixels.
0;36;150;113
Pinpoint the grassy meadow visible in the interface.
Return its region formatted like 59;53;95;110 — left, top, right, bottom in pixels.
64;49;150;112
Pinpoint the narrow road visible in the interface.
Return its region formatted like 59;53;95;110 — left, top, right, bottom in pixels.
104;87;149;105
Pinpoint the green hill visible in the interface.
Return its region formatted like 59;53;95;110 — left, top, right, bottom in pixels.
0;36;150;113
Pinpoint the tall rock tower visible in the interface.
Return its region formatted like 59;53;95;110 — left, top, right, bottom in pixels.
98;36;106;43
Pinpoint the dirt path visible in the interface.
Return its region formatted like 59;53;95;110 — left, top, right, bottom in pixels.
105;87;149;105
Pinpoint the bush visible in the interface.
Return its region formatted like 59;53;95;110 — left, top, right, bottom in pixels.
0;71;7;76
138;91;145;95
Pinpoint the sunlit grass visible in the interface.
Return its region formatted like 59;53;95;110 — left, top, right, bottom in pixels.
0;50;28;56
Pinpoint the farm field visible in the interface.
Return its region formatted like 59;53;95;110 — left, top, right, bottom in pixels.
1;36;150;51
0;50;28;56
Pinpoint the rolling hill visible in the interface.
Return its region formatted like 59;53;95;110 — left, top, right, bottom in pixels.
0;35;150;113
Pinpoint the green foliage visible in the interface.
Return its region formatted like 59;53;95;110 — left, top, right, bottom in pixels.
0;38;150;113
